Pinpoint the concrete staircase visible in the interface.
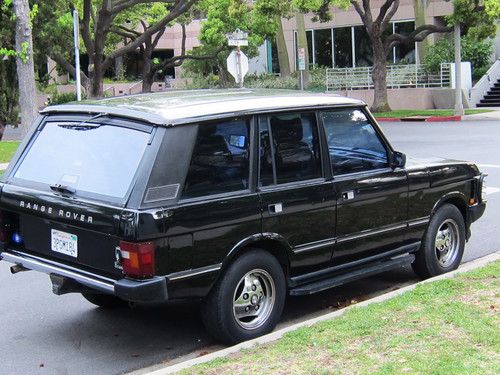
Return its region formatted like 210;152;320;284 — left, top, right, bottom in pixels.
477;79;500;107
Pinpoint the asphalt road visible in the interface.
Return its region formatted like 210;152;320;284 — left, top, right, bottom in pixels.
1;121;499;375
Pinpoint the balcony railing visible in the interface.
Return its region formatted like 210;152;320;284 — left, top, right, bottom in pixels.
326;63;452;91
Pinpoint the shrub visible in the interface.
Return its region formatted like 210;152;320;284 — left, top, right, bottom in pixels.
423;36;493;81
48;92;86;105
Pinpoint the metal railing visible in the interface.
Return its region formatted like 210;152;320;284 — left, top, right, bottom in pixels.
326;63;452;91
469;59;500;106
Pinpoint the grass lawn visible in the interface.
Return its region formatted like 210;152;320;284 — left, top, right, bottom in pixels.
187;261;500;375
372;109;492;118
0;141;20;163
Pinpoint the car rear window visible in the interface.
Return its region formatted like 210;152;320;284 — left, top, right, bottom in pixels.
13;121;151;199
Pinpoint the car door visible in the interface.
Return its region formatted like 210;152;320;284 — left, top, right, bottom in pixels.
319;108;408;264
258;112;336;275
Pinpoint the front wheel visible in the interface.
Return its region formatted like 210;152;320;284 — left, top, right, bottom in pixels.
412;204;466;278
201;249;286;345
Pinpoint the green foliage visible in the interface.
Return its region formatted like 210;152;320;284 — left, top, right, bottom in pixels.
183;67;328;91
48;91;86;105
448;0;500;40
0;0;18;126
423;36;493;81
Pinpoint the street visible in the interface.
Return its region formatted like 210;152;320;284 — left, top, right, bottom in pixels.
0;120;499;375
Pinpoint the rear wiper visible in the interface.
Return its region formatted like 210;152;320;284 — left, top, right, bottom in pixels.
58;113;108;130
50;184;76;195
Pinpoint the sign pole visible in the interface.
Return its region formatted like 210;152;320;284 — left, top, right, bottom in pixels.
297;47;305;91
73;10;82;101
236;45;243;88
453;23;464;117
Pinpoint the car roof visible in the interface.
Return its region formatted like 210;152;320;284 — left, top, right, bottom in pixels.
41;89;366;126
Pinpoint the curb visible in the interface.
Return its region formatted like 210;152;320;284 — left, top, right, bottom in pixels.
376;115;461;122
140;251;500;375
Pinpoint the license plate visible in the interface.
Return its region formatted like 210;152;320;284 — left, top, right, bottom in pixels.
51;229;78;258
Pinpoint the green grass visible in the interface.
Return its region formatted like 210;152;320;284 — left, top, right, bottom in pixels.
0;141;20;163
187;261;500;375
372;109;492;118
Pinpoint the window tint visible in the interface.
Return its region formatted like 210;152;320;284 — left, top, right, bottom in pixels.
259;112;322;186
14;122;150;199
321;109;388;175
182;119;250;198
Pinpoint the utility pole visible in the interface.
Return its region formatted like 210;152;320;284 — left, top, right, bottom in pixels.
454;23;464;116
73;10;82;101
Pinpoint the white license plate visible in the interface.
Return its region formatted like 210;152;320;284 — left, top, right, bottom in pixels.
51;229;78;258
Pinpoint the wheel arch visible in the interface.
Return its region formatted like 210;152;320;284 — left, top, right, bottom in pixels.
221;233;292;278
431;192;469;235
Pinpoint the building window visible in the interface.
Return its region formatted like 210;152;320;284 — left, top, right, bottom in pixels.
354;26;373;67
394;21;415;63
334;27;353;68
314;29;333;68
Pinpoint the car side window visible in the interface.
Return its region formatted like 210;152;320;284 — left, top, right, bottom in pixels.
259;112;322;186
321;109;388;175
182;119;250;198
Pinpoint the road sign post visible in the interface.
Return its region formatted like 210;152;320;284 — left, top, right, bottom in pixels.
226;29;249;87
297;47;306;91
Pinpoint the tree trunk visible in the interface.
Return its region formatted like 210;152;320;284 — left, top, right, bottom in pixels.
141;51;154;93
414;0;429;64
141;40;154;93
275;16;291;78
371;43;391;112
13;0;38;138
295;12;310;88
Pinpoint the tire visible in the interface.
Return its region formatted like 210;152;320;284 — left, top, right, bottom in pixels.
201;249;286;345
412;204;466;279
81;292;128;309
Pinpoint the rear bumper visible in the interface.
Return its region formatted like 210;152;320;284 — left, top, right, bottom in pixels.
0;250;168;303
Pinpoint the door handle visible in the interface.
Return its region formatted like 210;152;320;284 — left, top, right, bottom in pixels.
268;203;283;214
342;191;355;200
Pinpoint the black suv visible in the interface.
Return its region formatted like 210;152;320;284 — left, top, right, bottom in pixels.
0;89;486;344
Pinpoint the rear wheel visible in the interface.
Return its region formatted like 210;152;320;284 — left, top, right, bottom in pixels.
412;204;465;278
81;292;127;309
201;249;286;345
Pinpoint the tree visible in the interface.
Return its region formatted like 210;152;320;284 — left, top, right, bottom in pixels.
338;0;500;112
182;0;275;86
0;1;18;138
11;0;38;136
41;1;199;98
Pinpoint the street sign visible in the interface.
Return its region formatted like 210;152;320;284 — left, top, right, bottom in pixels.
226;28;249;47
297;47;306;71
227;50;249;84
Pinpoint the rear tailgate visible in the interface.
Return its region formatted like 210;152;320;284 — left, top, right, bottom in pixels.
1;184;127;278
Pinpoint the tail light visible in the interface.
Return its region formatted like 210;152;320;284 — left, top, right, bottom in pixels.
119;241;156;279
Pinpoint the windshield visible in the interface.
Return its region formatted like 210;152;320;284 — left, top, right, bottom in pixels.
14;121;151;199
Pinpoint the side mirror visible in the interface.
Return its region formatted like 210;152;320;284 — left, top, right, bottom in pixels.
391;151;406;169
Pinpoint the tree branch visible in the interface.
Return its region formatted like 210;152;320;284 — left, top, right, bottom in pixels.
102;0;198;70
49;52;89;88
81;0;95;55
380;0;399;32
350;0;365;21
385;24;453;50
375;0;395;25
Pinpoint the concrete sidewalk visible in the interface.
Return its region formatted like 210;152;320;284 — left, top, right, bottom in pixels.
463;107;500;121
